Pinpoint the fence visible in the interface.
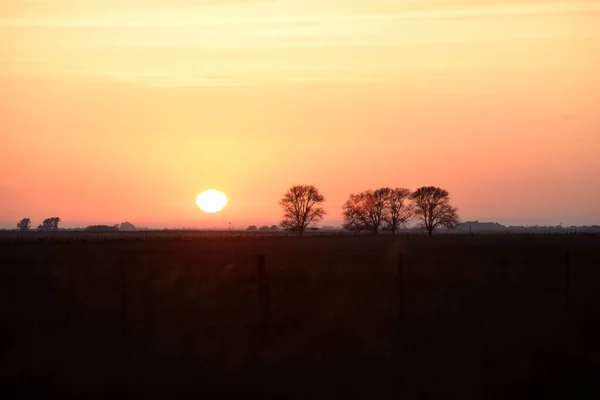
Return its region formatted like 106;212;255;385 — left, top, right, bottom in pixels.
2;229;597;243
107;252;576;347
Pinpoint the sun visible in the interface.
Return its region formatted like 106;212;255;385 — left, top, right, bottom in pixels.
196;190;228;213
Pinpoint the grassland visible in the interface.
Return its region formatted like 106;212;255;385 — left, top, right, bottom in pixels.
1;233;599;398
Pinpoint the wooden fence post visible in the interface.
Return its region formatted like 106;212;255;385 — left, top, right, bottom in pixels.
120;257;129;338
256;254;271;345
565;251;572;319
64;262;80;331
398;253;404;326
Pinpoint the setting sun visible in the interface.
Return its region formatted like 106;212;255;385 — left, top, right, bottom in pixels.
196;190;228;214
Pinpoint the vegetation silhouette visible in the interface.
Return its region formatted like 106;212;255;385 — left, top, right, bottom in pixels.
342;187;412;235
279;185;326;236
37;217;61;231
84;225;119;232
17;218;31;232
342;189;388;234
411;186;459;235
384;188;412;235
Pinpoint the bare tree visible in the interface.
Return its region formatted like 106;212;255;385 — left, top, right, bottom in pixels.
17;218;31;232
384;188;412;235
342;189;389;234
279;185;326;236
410;186;459;235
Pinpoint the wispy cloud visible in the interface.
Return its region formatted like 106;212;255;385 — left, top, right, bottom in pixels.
1;0;598;86
2;0;600;25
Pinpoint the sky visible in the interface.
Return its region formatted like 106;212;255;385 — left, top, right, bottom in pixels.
1;0;599;228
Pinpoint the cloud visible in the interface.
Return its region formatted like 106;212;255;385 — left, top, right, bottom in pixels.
2;0;599;27
1;0;598;87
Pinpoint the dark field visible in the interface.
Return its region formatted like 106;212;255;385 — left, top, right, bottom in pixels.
1;234;599;399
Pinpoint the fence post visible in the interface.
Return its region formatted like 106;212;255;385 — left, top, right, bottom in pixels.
398;253;404;326
64;262;80;331
256;254;271;345
565;251;572;319
120;257;129;338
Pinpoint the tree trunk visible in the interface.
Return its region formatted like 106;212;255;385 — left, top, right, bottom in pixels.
428;228;433;236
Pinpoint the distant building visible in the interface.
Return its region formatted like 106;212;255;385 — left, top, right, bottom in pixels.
119;222;136;231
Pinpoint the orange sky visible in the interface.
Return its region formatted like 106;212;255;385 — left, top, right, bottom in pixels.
1;0;599;228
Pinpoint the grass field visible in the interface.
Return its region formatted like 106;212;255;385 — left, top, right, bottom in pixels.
1;234;599;398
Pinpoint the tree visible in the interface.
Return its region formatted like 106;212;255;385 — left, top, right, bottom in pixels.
259;225;270;231
269;225;279;231
410;186;459;235
279;185;326;236
247;225;258;231
384;188;412;235
38;217;61;231
17;218;31;232
342;189;389;234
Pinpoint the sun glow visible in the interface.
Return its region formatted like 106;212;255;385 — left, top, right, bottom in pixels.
196;190;228;213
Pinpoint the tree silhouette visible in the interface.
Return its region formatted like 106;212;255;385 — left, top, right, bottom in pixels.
269;225;279;231
17;218;31;232
259;225;270;231
279;185;326;236
384;188;412;235
342;189;389;234
410;186;459;235
247;225;258;231
39;217;61;231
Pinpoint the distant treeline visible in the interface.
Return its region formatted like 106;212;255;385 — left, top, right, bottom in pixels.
456;221;600;234
83;222;137;232
279;185;459;236
14;219;137;233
